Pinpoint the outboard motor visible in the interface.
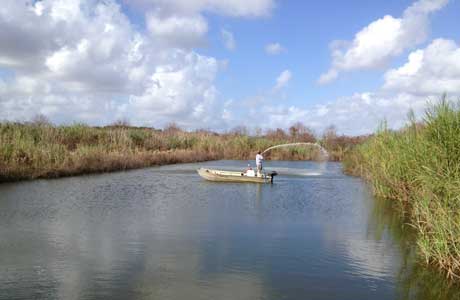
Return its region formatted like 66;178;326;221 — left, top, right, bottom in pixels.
269;171;278;183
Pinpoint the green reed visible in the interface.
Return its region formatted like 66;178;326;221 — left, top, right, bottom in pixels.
343;97;460;280
0;122;330;182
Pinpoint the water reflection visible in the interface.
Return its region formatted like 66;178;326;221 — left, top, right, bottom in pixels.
0;161;458;300
368;196;460;300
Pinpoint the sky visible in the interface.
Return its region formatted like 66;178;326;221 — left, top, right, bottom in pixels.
0;0;459;135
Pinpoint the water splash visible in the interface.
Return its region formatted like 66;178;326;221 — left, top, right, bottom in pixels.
262;142;329;159
265;167;323;177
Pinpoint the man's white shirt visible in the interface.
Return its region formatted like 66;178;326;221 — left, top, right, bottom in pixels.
256;154;263;165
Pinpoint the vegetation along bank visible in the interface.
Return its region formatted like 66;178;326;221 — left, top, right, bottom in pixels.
343;99;460;280
0;120;364;182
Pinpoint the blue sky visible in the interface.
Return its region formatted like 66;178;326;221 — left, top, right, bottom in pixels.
202;0;460;104
0;0;459;134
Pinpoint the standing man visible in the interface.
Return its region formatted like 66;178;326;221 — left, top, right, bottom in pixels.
256;151;264;176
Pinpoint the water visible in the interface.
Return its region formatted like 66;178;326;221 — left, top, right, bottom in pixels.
0;161;458;300
261;142;328;159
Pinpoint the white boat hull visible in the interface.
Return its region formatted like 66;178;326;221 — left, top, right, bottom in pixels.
197;168;276;183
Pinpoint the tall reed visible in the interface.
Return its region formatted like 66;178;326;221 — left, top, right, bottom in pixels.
0;122;336;182
343;98;460;280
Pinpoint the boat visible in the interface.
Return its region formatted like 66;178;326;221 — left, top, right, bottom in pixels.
197;168;277;183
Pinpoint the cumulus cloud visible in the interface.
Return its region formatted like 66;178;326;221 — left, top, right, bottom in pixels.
265;43;285;55
274;70;292;90
119;51;220;127
2;0;457;135
243;38;460;135
221;29;236;51
259;92;429;135
0;0;273;128
124;0;275;17
146;13;208;48
319;0;449;84
0;0;148;124
221;69;294;126
383;39;460;95
318;69;338;84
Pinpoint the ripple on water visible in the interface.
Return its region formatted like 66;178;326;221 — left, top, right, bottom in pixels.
0;161;453;300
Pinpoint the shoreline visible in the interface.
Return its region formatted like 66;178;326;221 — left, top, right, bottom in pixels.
342;100;460;281
0;153;334;184
1;122;362;183
0;149;219;183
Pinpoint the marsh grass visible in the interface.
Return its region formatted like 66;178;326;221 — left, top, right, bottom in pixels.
0;122;337;182
343;98;460;280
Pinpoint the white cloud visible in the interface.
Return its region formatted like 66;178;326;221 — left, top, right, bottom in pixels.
318;69;338;85
274;70;292;90
222;69;294;127
238;38;460;135
124;0;275;17
0;0;271;128
221;29;236;51
120;51;220;127
383;39;460;95
265;43;285;55
146;13;208;48
253;92;429;135
1;0;457;135
319;0;449;84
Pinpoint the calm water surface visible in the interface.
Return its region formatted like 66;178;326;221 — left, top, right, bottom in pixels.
0;161;458;300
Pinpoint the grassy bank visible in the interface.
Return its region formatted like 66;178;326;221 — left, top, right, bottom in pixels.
343;99;460;279
1;121;361;182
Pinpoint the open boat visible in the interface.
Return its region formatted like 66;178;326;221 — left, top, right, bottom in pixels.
197;168;277;183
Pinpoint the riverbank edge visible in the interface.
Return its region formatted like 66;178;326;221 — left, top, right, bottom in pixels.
342;100;460;281
0;150;332;183
0;149;220;183
1;121;365;183
344;152;460;282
